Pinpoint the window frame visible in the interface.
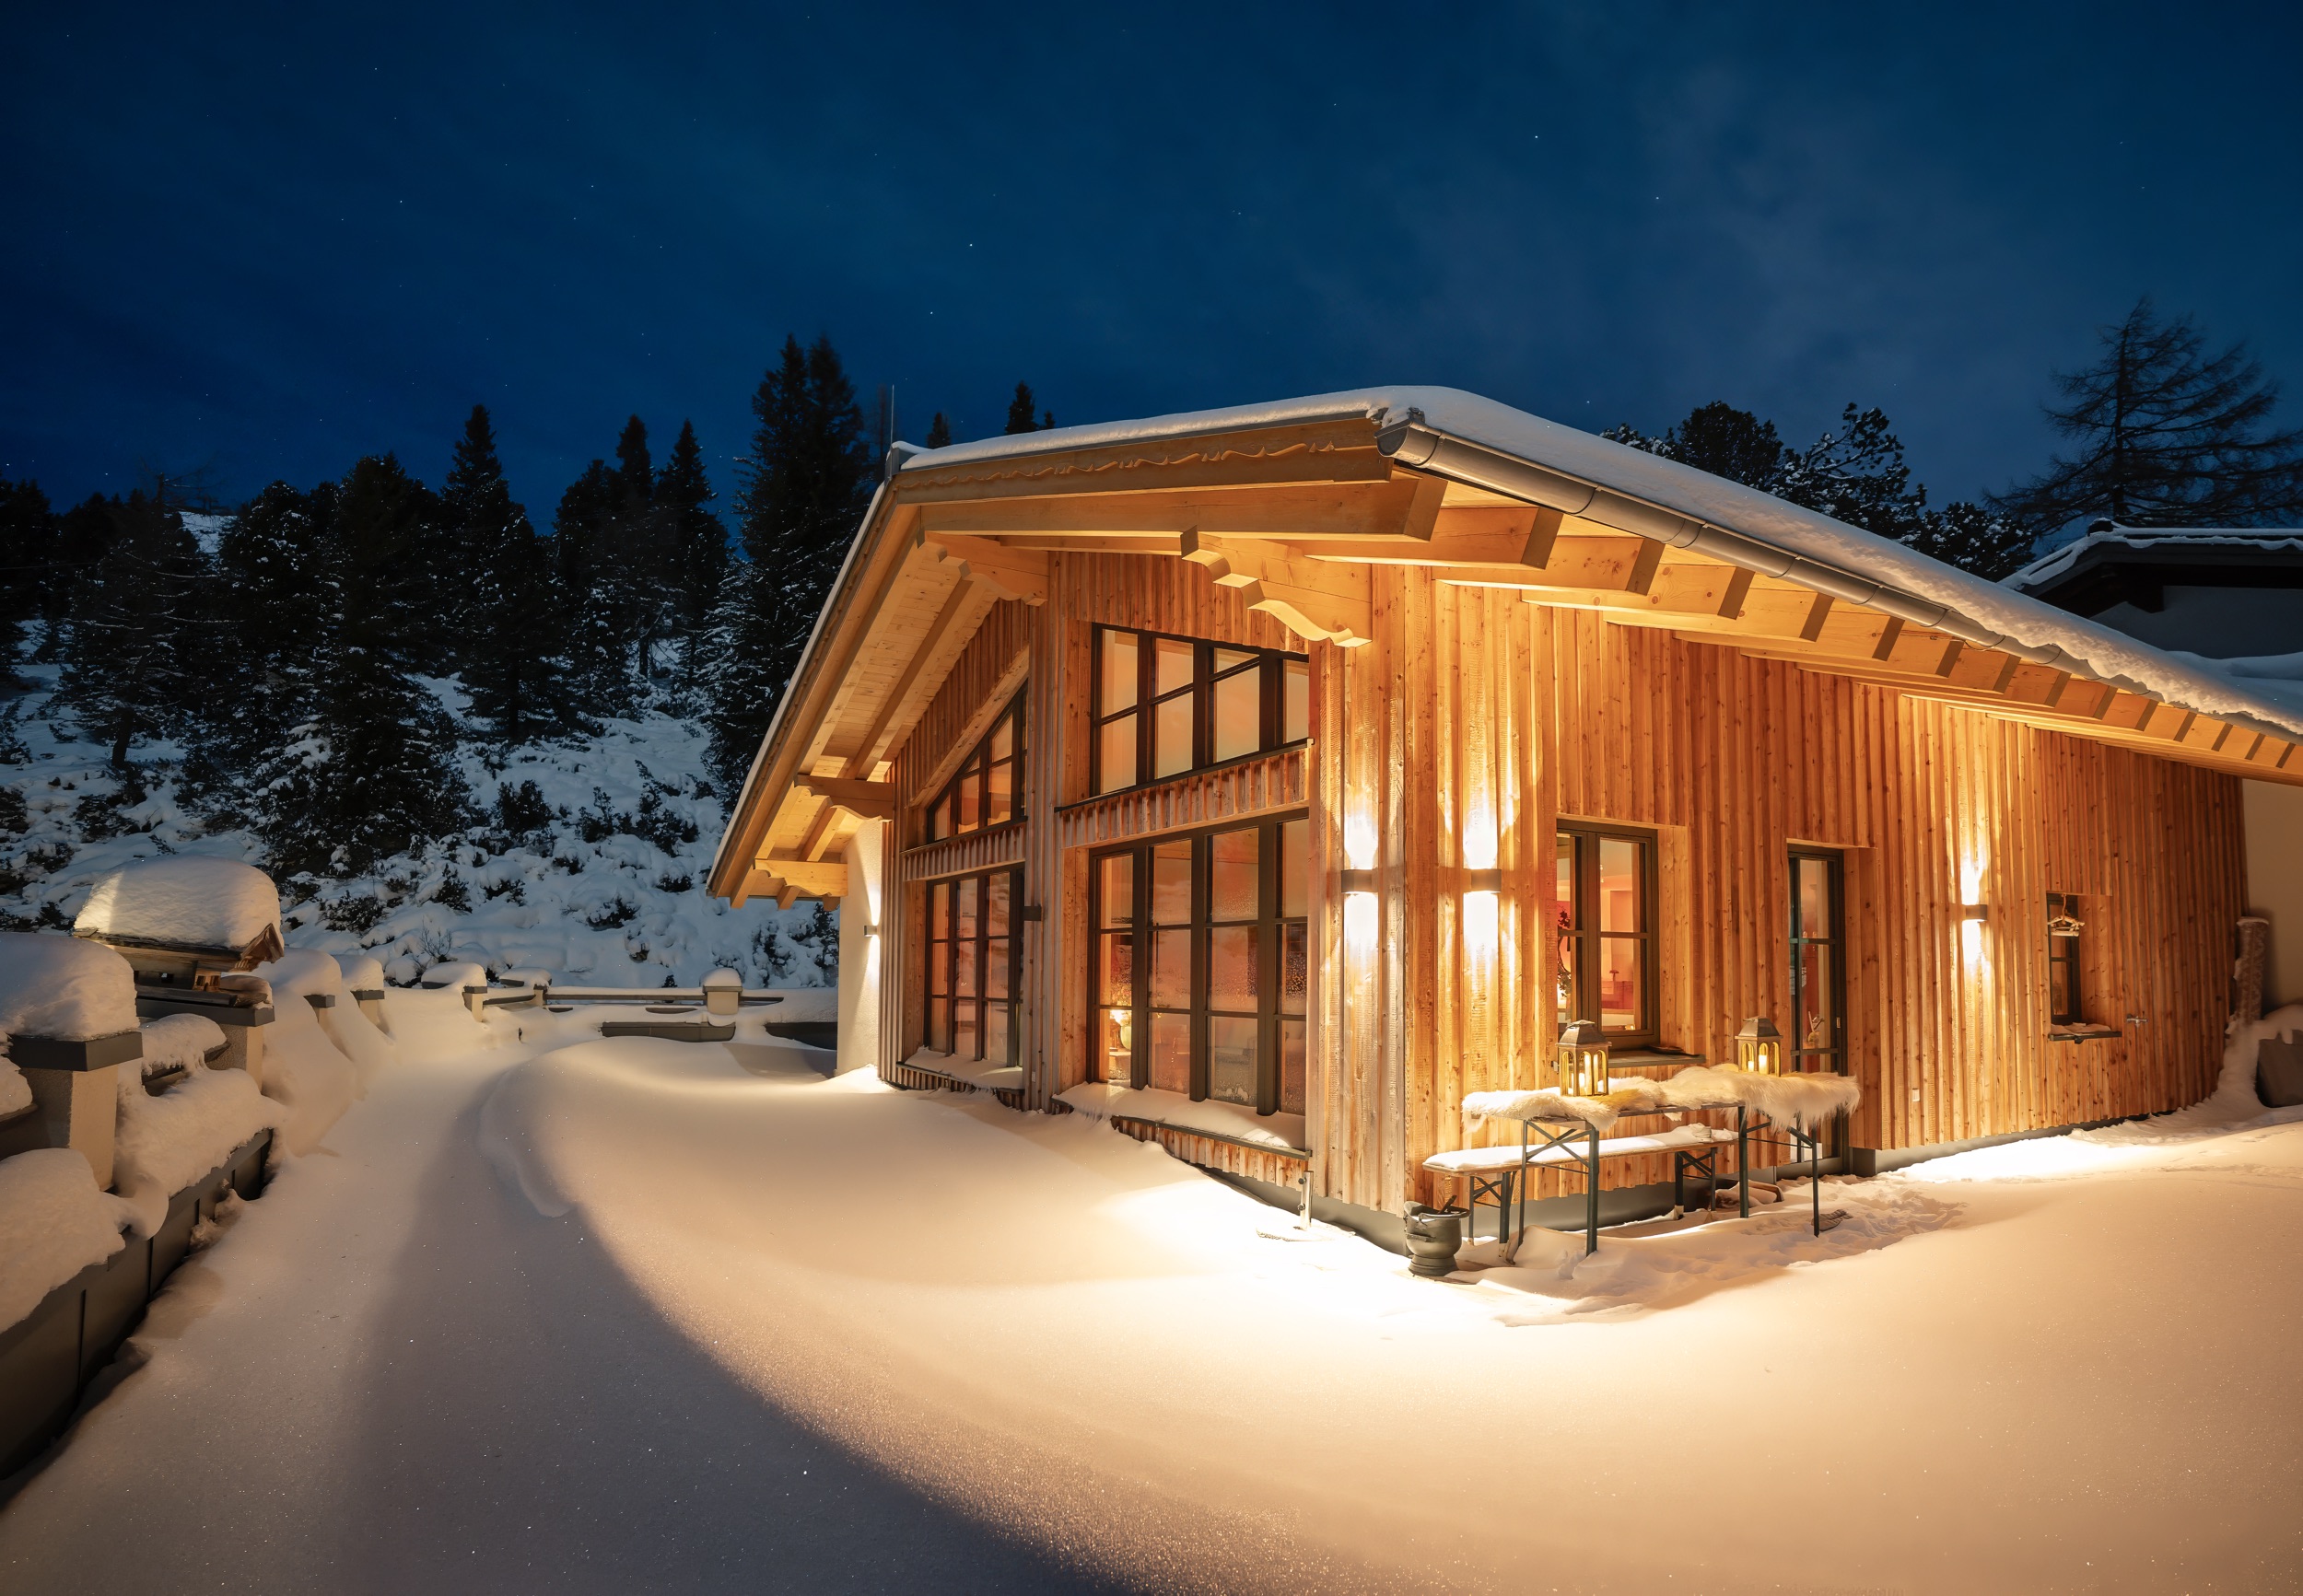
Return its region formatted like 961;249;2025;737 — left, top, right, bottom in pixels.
923;865;1023;1065
925;692;1025;845
1087;812;1310;1118
1554;821;1659;1046
1088;625;1310;798
1788;847;1849;1074
2047;891;2084;1028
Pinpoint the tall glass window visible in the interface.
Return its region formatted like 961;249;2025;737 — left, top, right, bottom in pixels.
925;867;1021;1065
2047;891;2084;1027
1092;816;1309;1117
1556;823;1655;1042
927;694;1024;844
1788;849;1846;1071
1091;626;1310;797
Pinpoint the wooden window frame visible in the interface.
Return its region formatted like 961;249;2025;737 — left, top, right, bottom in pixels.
1088;624;1309;798
1087;812;1310;1117
2047;891;2084;1028
1554;821;1659;1046
1788;847;1849;1074
923;866;1023;1064
925;692;1025;845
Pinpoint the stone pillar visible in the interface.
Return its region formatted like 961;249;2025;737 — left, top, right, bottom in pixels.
9;1030;141;1189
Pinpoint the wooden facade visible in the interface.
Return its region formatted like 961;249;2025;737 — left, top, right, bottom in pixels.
711;392;2300;1218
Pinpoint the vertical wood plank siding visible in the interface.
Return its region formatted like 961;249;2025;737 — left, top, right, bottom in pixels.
869;548;2245;1217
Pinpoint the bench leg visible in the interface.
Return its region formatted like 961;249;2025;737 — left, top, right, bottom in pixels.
1584;1129;1599;1255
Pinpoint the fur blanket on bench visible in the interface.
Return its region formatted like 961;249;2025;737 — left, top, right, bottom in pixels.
1464;1066;1862;1136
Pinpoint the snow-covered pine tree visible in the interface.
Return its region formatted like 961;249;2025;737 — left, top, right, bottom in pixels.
0;480;55;643
56;490;211;773
208;480;336;782
1993;297;2303;532
252;460;470;879
551;458;631;716
336;453;455;676
446;406;567;741
654;419;728;684
707;335;872;790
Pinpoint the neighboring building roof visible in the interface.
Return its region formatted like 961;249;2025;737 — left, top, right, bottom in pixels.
2005;518;2303;610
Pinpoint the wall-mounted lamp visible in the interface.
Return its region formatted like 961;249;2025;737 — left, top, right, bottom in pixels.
1339;868;1378;896
1460;868;1502;893
1959;903;1989;922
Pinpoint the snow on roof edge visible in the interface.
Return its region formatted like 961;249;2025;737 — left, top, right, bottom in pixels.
900;386;2303;742
2005;520;2303;593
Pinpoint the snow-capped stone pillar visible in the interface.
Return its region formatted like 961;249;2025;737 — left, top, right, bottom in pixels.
10;1032;141;1190
836;820;884;1077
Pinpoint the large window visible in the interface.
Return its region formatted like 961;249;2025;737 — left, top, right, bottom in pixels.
1091;627;1310;796
2047;892;2085;1027
1555;822;1655;1042
926;868;1022;1065
927;694;1024;844
1093;816;1309;1116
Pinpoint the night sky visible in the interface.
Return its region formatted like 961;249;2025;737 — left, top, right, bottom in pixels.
6;3;2300;522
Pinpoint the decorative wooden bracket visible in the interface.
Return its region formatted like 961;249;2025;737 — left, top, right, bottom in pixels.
917;530;1049;605
1177;528;1373;647
793;775;897;821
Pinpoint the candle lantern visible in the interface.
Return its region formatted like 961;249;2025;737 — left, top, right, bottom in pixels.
1735;1015;1783;1075
1554;1019;1611;1097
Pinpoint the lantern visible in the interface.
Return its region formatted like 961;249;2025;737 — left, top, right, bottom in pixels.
1735;1016;1783;1075
1555;1019;1611;1097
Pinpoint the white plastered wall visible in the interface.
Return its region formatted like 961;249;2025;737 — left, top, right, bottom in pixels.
2243;781;2303;1010
835;820;884;1076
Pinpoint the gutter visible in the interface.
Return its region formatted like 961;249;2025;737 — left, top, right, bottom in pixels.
1374;416;2303;747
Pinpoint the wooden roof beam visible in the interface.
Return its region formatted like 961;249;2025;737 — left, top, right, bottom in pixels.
1179;530;1373;647
792;775;897;821
918;531;1049;605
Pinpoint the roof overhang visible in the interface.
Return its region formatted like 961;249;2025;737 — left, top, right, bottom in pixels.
710;390;2303;903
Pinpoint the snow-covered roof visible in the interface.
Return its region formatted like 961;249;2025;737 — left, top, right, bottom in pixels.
74;856;281;951
901;388;2303;742
2005;519;2303;593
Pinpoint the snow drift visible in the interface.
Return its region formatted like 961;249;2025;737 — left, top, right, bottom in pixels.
74;856;281;950
0;1147;137;1333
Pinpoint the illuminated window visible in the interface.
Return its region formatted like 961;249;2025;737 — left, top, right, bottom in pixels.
1555;822;1655;1042
925;867;1022;1065
1092;816;1309;1117
2047;891;2084;1027
926;693;1024;844
1090;626;1310;797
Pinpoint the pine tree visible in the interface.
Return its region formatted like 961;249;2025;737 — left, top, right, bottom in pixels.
210;480;336;773
251;460;469;879
336;454;451;671
1610;401;2032;577
1995;297;2303;531
550;458;628;713
57;491;212;772
443;407;567;740
654;419;728;674
0;481;56;672
924;413;953;449
1004;382;1040;436
708;334;872;789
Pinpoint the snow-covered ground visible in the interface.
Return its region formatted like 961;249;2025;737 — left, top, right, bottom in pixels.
3;1005;2299;1592
0;660;830;986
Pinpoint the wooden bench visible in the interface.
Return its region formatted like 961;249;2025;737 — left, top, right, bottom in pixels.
1424;1123;1728;1254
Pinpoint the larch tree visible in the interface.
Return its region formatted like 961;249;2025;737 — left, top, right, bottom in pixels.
1994;297;2303;532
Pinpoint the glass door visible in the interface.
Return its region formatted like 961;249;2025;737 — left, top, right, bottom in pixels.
1788;848;1848;1154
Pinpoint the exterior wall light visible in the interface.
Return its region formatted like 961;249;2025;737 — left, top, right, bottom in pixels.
1734;1015;1783;1075
1959;903;1989;922
1555;1019;1610;1097
1460;868;1502;893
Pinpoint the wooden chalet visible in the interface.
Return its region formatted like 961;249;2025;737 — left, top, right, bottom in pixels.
708;388;2303;1220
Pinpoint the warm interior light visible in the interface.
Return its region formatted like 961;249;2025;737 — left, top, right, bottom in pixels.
1555;1019;1610;1097
1461;888;1498;957
1734;1015;1783;1075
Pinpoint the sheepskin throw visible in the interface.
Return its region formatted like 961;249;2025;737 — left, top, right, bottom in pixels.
1464;1066;1862;1134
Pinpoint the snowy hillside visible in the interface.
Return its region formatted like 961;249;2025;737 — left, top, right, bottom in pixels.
0;658;834;988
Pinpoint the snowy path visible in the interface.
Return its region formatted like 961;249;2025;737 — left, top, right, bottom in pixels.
0;1044;1115;1592
6;1033;2303;1592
